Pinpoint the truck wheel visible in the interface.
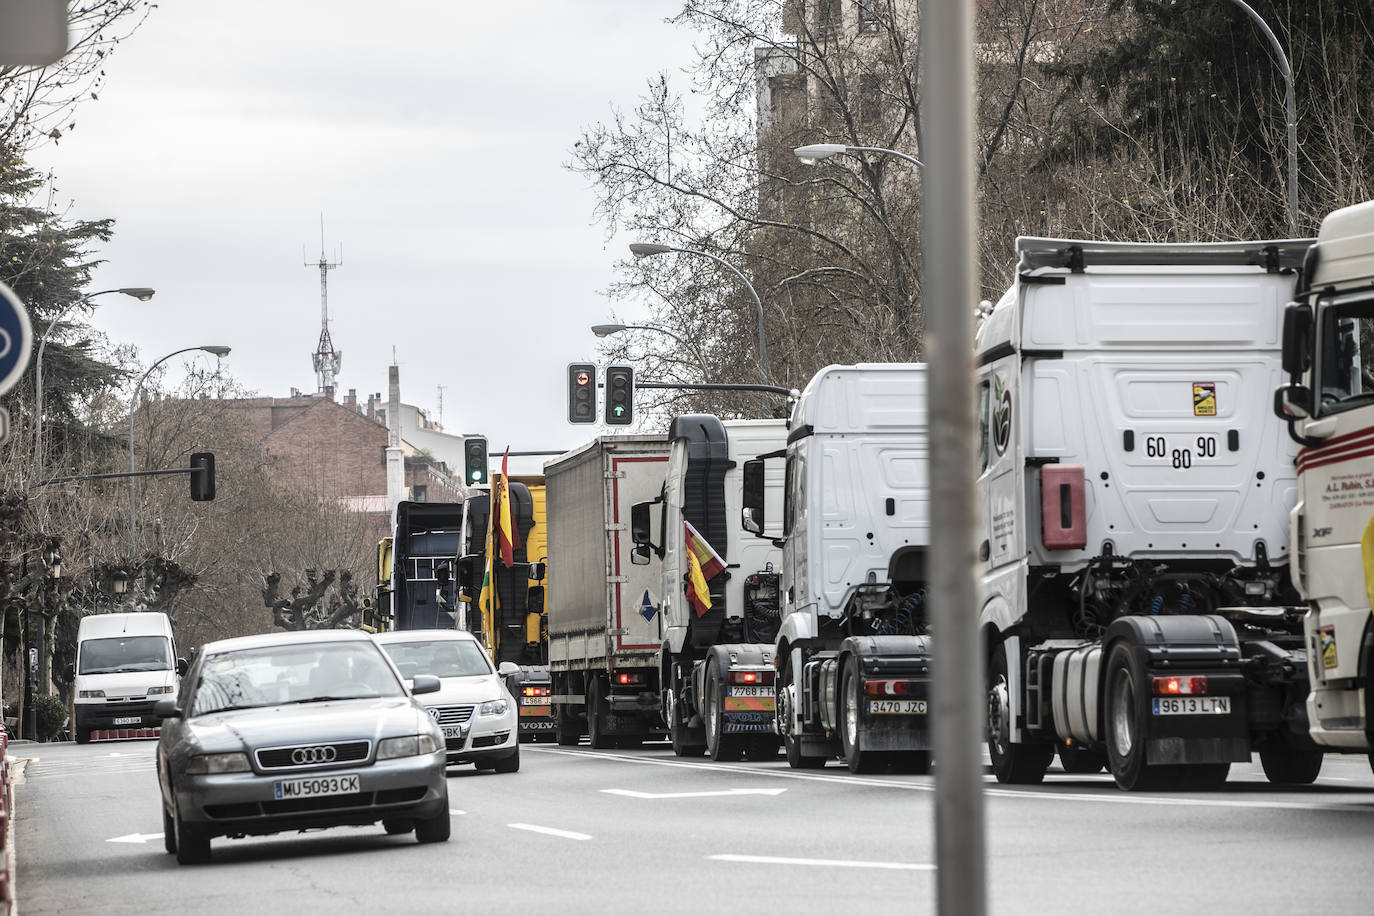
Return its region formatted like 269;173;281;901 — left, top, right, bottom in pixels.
987;646;1052;784
587;677;615;750
1259;734;1323;785
1057;744;1106;775
669;698;706;758
778;659;826;769
1104;642;1169;791
840;657;884;774
705;658;744;762
744;734;781;761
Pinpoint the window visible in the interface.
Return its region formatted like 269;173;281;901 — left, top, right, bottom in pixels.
978;380;991;473
818;0;842;34
859;73;882;125
1316;294;1374;415
857;0;882;33
380;639;494;680
412;484;427;502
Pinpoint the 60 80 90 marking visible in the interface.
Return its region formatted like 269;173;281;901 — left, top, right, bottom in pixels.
1142;435;1218;469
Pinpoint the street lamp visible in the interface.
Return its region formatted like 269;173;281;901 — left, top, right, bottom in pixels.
591;322;711;378
794;143;924;170
1226;0;1299;237
34;287;155;482
628;243;770;386
128;345;231;558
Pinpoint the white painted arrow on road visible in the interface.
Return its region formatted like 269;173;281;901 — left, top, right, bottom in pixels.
107;833;163;844
602;787;787;800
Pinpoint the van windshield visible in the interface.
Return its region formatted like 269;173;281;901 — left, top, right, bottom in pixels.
79;636;172;674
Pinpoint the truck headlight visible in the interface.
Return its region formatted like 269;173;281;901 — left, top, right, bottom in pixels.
479;699;509;717
78;689;105;699
184;752;251;774
378;734;439;759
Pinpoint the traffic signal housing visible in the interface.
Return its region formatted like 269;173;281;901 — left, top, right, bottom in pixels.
465;437;489;485
190;452;216;501
605;365;634;426
568;363;597;424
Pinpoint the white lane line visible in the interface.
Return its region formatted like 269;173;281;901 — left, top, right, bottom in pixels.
107;833;163;844
508;823;592;841
528;746;1374;813
603;787;787;799
711;854;934;871
449;809;466;815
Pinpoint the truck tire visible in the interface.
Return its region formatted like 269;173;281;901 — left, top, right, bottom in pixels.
1104;642;1171;791
704;657;745;762
1259;734;1322;785
840;656;883;773
669;695;706;757
1057;743;1106;775
987;646;1052;784
587;676;615;750
778;658;827;769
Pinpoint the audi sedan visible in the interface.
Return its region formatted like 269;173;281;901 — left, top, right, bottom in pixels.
372;630;520;773
155;629;450;865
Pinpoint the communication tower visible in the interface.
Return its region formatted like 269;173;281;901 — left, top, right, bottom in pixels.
306;217;343;399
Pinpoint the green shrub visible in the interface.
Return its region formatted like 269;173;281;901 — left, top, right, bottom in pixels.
33;694;67;742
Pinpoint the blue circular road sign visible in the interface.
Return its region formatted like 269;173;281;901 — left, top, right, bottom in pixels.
0;281;33;398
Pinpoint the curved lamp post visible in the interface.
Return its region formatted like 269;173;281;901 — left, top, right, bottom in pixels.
591;322;711;378
1227;0;1299;237
794;143;924;171
35;287;155;481
628;243;769;386
128;345;231;558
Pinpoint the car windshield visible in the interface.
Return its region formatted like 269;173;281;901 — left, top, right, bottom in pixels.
382;639;493;680
189;641;404;716
79;635;172;674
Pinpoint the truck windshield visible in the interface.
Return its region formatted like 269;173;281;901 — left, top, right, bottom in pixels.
381;639;493;679
79;636;172;674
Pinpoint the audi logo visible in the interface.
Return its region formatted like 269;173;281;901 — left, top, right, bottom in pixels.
290;745;338;765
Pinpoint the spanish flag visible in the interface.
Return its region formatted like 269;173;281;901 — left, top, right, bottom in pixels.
496;448;521;568
684;520;725;617
476;484;497;652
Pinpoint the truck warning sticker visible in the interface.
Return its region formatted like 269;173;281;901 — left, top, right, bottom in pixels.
1320;626;1338;670
1192;383;1217;416
639;590;658;622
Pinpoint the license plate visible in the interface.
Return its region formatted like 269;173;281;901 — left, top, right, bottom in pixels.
1152;696;1231;715
868;699;927;715
273;774;360;800
523;696;551;706
442;726;466;740
112;716;142;725
727;686;773;697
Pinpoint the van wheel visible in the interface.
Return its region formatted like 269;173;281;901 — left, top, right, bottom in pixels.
987;646;1052;784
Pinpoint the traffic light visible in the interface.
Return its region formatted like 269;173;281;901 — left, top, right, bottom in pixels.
568;362;597;424
465;437;489;485
605;365;634;426
190;452;216;501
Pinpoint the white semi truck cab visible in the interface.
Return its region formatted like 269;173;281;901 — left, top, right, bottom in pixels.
742;364;934;773
979;235;1325;790
1274;200;1374;767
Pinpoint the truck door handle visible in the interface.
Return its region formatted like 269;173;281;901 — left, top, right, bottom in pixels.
979;540;991;561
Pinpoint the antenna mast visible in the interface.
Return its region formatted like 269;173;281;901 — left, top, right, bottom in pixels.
306;214;343;399
437;385;446;429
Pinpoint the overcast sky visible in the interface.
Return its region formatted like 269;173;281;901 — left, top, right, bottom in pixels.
31;1;699;474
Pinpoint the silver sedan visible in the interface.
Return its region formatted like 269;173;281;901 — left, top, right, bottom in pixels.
155;629;450;864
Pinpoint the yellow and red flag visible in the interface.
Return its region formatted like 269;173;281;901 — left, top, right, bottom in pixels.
476;485;497;653
496;448;521;568
684;519;725;617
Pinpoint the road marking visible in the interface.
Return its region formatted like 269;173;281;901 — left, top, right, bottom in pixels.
711;854;934;871
602;787;787;800
529;746;1374;813
450;809;467;815
508;823;592;841
107;833;163;844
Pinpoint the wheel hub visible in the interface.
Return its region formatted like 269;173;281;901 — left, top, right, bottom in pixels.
988;678;1010;756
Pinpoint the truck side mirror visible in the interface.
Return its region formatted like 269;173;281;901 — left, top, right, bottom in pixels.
742;459;766;535
527;561;546;582
630;544;651;566
1281;302;1313;376
1273;384;1313;420
456;555;479;596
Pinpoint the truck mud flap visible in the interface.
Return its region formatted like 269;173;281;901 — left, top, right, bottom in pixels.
706;644;778;734
1105;616;1251;765
842;635;933;753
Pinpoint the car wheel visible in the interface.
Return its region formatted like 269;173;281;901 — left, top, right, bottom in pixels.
415;790;452;844
162;805;176;854
494;744;520;773
382;819;414;835
173;801;211;865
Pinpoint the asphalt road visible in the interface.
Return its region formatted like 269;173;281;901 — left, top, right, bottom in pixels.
14;738;1374;915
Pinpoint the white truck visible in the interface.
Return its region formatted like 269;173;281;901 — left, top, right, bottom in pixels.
544;434;670;747
629;416;786;761
1274;200;1374;770
741;364;935;773
979;235;1326;790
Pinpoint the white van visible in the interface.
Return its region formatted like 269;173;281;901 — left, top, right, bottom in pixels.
71;612;186;744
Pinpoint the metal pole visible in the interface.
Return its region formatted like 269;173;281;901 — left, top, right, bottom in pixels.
1228;0;1298;236
667;248;769;387
921;0;985;912
128;347;203;559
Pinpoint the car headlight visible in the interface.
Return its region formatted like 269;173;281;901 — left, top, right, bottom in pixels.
479;698;509;717
184;752;251;774
78;689;105;699
377;734;439;759
147;686;175;696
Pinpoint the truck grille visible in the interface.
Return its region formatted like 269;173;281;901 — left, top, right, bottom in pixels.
255;740;371;770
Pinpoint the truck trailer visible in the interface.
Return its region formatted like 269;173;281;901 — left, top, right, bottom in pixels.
978;235;1326;791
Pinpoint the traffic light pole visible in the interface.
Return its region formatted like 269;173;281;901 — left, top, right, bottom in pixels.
635;381;796;397
34;466;207;487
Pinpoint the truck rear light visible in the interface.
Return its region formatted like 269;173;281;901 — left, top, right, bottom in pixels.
521;686;550;697
613;671;645;686
727;670;775;686
862;679;918;696
1152;676;1208;696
